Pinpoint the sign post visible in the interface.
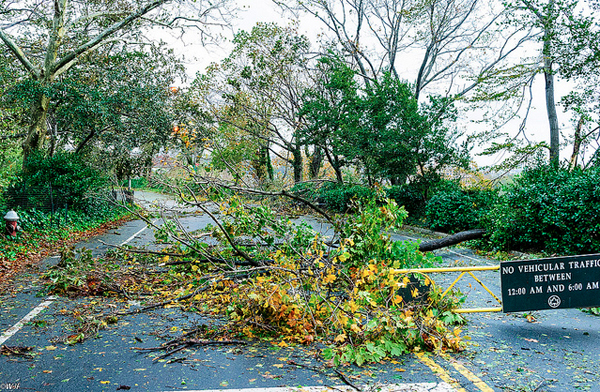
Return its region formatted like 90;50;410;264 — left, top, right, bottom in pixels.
501;254;600;312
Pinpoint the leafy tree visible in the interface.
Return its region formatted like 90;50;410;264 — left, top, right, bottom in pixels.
0;48;26;186
1;43;184;181
302;57;468;185
300;56;360;183
192;23;314;185
0;0;232;161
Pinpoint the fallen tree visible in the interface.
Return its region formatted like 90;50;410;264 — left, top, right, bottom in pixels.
419;229;486;252
41;170;468;366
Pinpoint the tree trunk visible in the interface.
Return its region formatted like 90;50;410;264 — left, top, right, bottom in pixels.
324;148;343;184
569;116;585;171
22;93;51;161
309;146;323;179
543;3;560;166
418;229;486;252
292;147;303;184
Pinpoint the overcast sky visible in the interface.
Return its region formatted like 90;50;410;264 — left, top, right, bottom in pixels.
173;0;306;79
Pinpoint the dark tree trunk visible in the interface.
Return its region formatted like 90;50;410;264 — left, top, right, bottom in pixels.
309;146;323;179
419;229;486;252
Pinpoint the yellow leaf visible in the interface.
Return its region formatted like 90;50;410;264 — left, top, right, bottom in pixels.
273;364;284;368
395;368;406;372
45;346;57;351
334;334;347;343
278;341;288;347
350;323;361;334
100;381;110;384
323;274;336;284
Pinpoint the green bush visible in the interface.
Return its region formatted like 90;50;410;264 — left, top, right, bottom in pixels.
319;183;376;212
289;181;321;202
386;184;427;221
487;165;600;254
425;181;498;233
5;152;108;212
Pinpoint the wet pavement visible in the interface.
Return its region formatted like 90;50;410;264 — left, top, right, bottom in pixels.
0;191;598;391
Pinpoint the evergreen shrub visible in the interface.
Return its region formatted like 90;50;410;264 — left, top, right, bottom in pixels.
425;181;498;233
487;165;600;254
319;183;376;212
5;152;108;212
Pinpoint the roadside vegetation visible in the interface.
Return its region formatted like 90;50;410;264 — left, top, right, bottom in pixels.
0;153;132;279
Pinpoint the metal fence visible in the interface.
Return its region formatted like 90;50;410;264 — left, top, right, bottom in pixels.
3;183;71;227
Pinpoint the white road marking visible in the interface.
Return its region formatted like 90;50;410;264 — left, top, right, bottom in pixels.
121;222;150;245
0;219;155;346
0;296;57;345
166;384;457;392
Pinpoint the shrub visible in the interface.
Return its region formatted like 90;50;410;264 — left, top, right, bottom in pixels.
289;181;321;202
319;183;376;212
386;184;427;221
487;165;600;254
425;181;498;233
5;152;108;212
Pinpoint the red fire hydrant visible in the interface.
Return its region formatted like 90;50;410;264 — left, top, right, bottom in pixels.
4;210;20;237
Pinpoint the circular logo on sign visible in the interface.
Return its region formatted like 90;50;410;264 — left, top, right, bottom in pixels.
548;295;561;308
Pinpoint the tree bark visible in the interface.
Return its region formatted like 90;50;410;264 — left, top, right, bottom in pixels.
418;228;486;252
542;0;560;166
309;146;323;179
292;146;303;183
569;116;585;171
22;93;51;160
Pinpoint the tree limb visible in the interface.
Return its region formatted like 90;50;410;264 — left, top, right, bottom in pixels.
419;229;486;252
0;28;39;77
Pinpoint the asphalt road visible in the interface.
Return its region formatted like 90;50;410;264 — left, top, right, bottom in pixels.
0;191;598;391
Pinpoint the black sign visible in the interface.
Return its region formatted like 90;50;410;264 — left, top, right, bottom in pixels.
501;254;600;312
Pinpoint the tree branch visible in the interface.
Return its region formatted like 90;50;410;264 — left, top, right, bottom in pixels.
0;28;39;77
52;0;170;76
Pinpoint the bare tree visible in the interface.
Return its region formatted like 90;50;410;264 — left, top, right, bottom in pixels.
275;0;533;102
